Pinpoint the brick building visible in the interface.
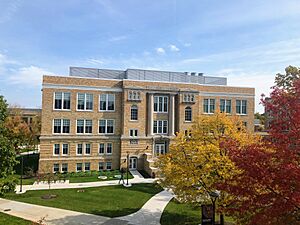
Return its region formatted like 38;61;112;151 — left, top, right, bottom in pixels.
39;67;255;175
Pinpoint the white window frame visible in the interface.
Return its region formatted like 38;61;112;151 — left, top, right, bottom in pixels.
53;92;71;110
76;119;93;134
53;143;60;156
85;143;91;155
153;120;168;134
61;163;68;173
236;100;247;115
106;143;113;155
220;99;232;114
76;143;83;155
98;162;104;171
99;143;105;155
203;98;215;114
53;163;60;173
53;119;70;134
77;93;93;111
154;96;168;113
99;94;115;112
130;105;138;121
62;143;69;156
106;162;112;170
129;129;138;137
98;119;115;134
84;162;91;171
184;106;192;122
76;163;83;172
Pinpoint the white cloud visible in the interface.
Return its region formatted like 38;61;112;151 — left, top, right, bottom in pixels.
8;66;54;87
169;44;180;52
156;47;165;55
108;35;128;42
0;0;22;24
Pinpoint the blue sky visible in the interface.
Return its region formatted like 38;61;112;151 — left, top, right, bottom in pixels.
1;0;300;112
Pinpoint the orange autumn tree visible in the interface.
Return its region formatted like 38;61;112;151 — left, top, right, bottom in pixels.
156;112;258;212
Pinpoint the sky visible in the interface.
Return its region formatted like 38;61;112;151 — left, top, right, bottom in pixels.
0;0;300;113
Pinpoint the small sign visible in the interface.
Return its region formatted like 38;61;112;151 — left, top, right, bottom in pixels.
201;204;213;225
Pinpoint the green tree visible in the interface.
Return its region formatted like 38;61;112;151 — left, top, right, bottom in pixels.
0;96;17;195
275;65;300;90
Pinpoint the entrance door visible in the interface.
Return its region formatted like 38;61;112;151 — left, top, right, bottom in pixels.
129;157;137;170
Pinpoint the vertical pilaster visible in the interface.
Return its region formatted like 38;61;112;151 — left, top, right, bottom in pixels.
148;93;154;136
169;94;175;136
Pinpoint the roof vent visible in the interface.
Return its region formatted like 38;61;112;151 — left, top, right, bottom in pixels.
191;72;196;76
198;73;204;76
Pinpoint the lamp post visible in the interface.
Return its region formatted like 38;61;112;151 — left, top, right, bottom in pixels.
19;155;24;193
209;191;220;225
126;153;129;186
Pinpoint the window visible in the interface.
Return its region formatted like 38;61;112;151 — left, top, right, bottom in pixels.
155;143;166;156
106;143;112;154
84;162;90;171
99;143;105;154
243;122;247;127
220;99;231;113
77;119;93;134
99;119;114;134
53;144;60;155
85;143;91;155
54;119;70;133
183;93;195;103
77;93;93;110
153;120;168;134
77;144;83;155
62;144;69;155
62;163;68;173
236;100;247;115
154;96;168;112
185;107;192;122
130;105;138;120
54;92;70;110
99;162;104;170
130;129;138;137
203;99;215;113
128;90;141;101
106;162;112;170
99;94;115;111
76;163;82;172
53;164;59;173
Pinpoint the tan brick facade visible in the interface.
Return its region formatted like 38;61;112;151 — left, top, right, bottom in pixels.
39;73;255;175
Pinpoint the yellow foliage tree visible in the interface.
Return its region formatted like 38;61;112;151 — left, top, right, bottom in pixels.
156;112;259;209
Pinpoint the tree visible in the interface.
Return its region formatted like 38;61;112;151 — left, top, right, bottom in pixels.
4;109;31;152
156;112;258;215
275;65;300;90
0;96;17;195
219;79;300;225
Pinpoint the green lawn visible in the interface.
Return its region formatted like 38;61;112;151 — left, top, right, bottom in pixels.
0;212;33;225
5;183;163;218
161;199;235;225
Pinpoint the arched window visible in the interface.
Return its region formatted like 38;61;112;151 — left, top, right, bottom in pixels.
130;105;138;121
185;106;192;122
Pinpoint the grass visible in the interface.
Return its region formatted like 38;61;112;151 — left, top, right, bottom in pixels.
161;199;235;225
0;212;33;225
5;183;163;218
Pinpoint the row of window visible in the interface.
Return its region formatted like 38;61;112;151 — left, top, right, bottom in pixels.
53;162;112;173
53;119;115;134
54;92;247;116
54;92;115;111
203;99;247;114
53;143;113;156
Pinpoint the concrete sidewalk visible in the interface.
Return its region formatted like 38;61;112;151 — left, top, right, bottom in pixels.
0;198;110;225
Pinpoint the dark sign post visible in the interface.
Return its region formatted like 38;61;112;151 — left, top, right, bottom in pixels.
201;204;214;225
